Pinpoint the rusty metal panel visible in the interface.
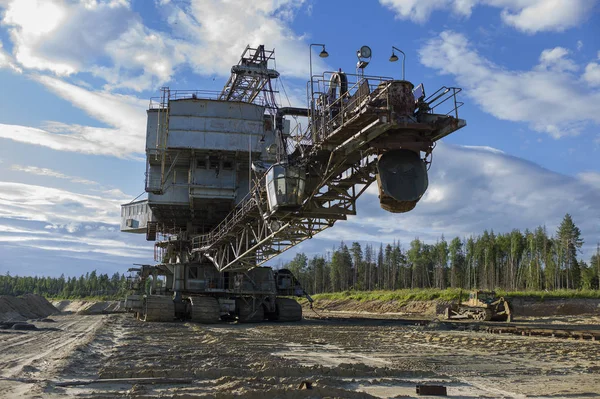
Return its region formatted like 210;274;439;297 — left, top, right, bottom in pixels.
387;80;415;117
416;385;447;396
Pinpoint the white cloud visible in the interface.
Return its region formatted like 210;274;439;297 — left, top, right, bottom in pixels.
0;75;147;158
0;178;152;275
1;0;184;90
538;47;577;72
0;225;49;235
164;0;323;79
379;0;598;33
578;171;600;190
92;23;186;91
0;39;21;73
34;75;146;134
10;164;98;185
0;124;138;158
3;0;75;74
583;62;600;87
300;143;600;260
0;181;124;225
1;0;319;91
419;31;600;138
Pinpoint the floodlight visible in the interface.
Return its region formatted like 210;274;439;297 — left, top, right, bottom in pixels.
358;45;372;59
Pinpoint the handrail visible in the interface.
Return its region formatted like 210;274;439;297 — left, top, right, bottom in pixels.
310;76;393;143
424;86;463;119
148;89;270;109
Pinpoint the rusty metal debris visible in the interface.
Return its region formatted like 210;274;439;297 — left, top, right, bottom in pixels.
416;385;447;396
298;381;313;390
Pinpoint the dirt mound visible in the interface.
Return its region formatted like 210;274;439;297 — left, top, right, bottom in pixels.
0;294;59;322
508;297;600;316
309;297;600;318
53;300;123;315
311;298;452;316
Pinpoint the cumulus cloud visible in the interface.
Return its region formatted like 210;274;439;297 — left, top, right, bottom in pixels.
165;0;322;79
296;143;600;260
583;62;600;87
0;0;319;91
379;0;598;33
0;0;187;90
419;31;600;138
537;47;578;72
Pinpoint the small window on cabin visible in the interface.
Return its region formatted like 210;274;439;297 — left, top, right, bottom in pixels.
197;160;206;169
188;266;199;279
223;161;233;170
209;156;219;170
264;117;273;131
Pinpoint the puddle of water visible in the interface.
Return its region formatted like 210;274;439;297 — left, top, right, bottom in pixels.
272;342;392;368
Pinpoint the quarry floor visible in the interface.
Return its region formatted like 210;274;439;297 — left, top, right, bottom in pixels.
1;311;599;398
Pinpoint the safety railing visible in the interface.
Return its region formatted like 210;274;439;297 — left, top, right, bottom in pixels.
307;72;394;144
191;187;259;250
149;90;222;109
285;122;310;155
423;86;463;119
149;89;272;109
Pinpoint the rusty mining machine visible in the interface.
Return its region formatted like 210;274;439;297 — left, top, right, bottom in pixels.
444;290;513;322
120;44;466;323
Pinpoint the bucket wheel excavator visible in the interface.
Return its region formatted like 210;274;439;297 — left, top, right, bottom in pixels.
120;44;466;323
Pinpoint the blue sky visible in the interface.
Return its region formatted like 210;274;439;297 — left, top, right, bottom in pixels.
0;0;599;277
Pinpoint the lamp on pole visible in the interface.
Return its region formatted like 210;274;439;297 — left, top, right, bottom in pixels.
389;46;406;81
309;43;328;139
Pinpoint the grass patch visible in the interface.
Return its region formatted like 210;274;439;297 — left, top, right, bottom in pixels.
45;295;123;301
304;288;600;303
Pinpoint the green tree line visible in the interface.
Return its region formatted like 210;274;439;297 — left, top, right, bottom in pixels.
0;270;127;299
284;214;600;294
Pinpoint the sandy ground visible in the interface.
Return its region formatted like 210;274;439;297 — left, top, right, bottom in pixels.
1;311;599;398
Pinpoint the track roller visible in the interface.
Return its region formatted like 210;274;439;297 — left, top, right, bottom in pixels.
190;296;220;324
273;298;302;322
236;298;265;323
142;295;174;322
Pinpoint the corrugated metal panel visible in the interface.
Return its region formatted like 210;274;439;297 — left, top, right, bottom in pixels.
120;200;154;233
166;99;265;150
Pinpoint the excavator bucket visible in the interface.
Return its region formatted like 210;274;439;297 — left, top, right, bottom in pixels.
376;149;429;213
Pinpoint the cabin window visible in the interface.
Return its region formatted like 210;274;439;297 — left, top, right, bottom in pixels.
208;156;219;170
266;165;305;212
188;266;199;279
223;161;233;170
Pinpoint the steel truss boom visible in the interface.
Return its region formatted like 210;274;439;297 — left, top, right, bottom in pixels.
153;64;465;273
218;45;279;106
